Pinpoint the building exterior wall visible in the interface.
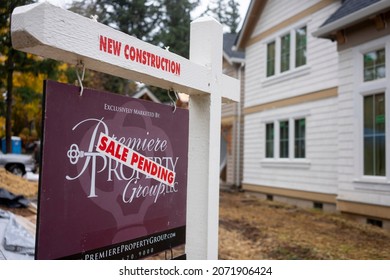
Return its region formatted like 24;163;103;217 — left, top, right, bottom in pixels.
244;96;339;195
222;60;238;118
242;0;390;225
244;0;338;194
242;0;340;199
248;0;338;48
336;25;390;221
244;0;339;109
221;59;245;187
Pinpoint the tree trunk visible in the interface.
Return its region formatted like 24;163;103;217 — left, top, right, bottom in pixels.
5;49;14;154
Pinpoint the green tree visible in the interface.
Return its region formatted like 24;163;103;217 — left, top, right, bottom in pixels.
203;0;226;23
156;0;199;58
0;0;60;152
68;0;101;17
225;0;240;34
96;0;162;43
1;0;32;153
202;0;240;33
149;0;199;102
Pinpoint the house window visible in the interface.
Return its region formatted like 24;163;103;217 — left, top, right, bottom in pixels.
294;118;306;158
265;123;274;158
264;118;307;160
281;33;290;72
363;93;386;176
295;26;307;67
364;49;385;82
267;41;276;77
265;25;307;78
279;120;289;158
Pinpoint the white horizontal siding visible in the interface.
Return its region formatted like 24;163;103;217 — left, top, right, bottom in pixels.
244;44;261;108
337;47;355;194
253;0;322;36
244;1;340;109
222;103;235;118
337;42;390;207
222;62;239;117
243;97;338;195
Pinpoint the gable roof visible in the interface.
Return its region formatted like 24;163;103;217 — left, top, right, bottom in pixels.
132;87;161;103
235;0;268;50
223;33;245;64
314;0;390;38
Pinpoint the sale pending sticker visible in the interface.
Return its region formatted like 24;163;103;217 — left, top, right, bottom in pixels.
96;132;176;186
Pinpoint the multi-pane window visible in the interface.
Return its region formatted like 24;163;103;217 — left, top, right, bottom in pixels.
279;121;289;158
265;123;274;158
266;25;307;78
363;93;386;176
281;34;290;72
295;27;307;68
294;118;306;158
267;41;276;77
265;119;306;159
364;49;385;82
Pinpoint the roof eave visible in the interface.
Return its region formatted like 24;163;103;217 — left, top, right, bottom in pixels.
223;51;245;66
236;0;267;50
235;0;255;49
230;57;245;64
313;1;390;38
133;88;161;103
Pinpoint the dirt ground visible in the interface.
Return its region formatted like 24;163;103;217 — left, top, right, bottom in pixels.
0;169;38;199
2;169;390;260
219;190;390;260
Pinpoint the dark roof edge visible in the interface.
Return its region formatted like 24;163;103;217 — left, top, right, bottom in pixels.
235;0;259;50
313;1;390;38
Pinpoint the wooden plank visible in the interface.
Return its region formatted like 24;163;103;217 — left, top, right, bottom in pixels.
186;17;223;260
11;2;239;101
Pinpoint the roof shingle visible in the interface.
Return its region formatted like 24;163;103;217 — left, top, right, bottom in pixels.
223;33;245;61
322;0;381;27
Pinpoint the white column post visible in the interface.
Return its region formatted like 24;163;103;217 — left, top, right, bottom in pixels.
186;17;223;260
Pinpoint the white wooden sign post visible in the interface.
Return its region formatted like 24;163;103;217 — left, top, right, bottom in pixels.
11;2;239;259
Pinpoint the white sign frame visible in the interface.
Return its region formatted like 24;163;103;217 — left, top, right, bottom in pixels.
11;2;239;259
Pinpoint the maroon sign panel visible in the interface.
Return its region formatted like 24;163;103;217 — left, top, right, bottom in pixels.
36;81;189;260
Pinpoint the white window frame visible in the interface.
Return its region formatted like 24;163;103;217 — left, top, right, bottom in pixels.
353;37;390;184
265;122;275;158
266;40;276;77
261;113;310;169
263;21;309;85
295;26;308;68
279;32;292;73
294;118;306;159
279;119;290;158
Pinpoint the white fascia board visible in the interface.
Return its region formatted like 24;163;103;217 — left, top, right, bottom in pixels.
223;51;245;66
235;0;257;49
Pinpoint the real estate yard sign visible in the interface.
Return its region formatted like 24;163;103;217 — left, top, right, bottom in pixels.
12;2;239;259
36;81;188;260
